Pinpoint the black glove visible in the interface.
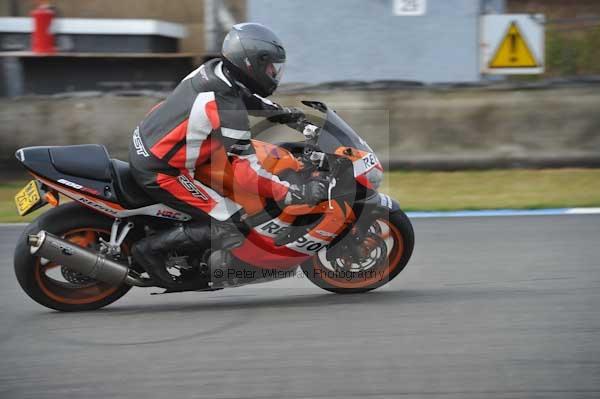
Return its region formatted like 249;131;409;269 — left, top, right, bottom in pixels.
285;180;328;206
267;107;305;125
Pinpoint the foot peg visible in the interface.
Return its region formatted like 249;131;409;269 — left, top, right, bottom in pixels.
131;220;245;291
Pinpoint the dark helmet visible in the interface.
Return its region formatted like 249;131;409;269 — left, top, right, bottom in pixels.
221;23;286;97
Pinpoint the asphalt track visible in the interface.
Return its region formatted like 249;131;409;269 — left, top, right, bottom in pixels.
1;215;599;399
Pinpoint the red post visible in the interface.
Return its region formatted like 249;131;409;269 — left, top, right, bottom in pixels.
31;1;56;54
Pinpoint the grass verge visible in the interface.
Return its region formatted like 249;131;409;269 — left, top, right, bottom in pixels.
382;168;600;211
1;168;599;223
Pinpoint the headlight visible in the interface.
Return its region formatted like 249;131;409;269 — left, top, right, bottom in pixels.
365;167;383;189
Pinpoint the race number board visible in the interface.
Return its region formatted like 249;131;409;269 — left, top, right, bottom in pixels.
481;14;545;75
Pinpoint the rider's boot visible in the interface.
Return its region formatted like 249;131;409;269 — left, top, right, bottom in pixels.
131;223;208;288
207;222;245;280
132;221;244;289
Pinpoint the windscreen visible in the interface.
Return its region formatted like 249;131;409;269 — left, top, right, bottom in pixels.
317;110;374;155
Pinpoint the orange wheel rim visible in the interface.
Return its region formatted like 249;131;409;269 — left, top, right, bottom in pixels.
313;219;404;289
34;228;126;305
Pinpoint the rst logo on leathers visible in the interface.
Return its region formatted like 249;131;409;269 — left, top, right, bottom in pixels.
133;127;149;158
177;175;209;201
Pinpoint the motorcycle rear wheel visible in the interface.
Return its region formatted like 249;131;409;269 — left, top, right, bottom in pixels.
301;209;414;294
14;203;133;312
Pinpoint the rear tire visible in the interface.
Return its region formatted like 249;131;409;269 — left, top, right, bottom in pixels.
14;202;133;312
301;209;414;294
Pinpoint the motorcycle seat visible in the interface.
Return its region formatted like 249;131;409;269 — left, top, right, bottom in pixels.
110;159;156;209
49;144;112;182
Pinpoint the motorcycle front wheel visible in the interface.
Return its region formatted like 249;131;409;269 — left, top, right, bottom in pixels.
301;209;414;294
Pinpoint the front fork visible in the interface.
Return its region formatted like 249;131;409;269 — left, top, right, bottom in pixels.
324;192;399;264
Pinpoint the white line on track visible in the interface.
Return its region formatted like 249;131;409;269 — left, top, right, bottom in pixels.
1;208;600;226
565;208;600;215
406;208;600;218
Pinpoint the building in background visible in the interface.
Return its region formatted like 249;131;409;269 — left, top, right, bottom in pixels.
248;0;505;84
0;0;244;96
1;0;599;93
0;0;598;173
0;0;246;55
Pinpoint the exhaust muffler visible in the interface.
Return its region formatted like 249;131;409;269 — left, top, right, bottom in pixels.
28;231;152;287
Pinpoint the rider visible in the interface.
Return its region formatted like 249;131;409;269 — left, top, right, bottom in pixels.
129;23;326;288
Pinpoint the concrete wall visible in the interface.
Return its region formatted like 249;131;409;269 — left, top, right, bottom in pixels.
1;84;599;178
289;86;600;169
248;0;505;84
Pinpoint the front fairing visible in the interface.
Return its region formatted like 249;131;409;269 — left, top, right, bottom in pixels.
316;108;382;190
317;109;374;155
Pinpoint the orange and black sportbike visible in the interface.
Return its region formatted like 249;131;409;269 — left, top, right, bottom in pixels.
13;101;414;312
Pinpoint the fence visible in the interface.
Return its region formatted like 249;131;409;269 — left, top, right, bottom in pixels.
544;17;600;77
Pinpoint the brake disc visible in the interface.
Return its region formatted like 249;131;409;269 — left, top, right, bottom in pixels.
61;265;96;285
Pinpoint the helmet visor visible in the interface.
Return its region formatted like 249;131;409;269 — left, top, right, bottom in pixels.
266;62;285;83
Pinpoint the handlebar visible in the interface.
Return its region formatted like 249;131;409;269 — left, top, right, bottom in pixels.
287;118;320;144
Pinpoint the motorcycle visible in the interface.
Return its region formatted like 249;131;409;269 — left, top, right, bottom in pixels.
13;101;414;312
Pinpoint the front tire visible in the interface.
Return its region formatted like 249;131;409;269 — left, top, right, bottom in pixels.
301;209;414;294
14;202;133;312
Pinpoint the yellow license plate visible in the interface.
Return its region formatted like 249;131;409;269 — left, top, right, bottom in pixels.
14;181;43;216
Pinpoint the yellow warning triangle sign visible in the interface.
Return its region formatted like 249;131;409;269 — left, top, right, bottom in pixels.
489;22;539;68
